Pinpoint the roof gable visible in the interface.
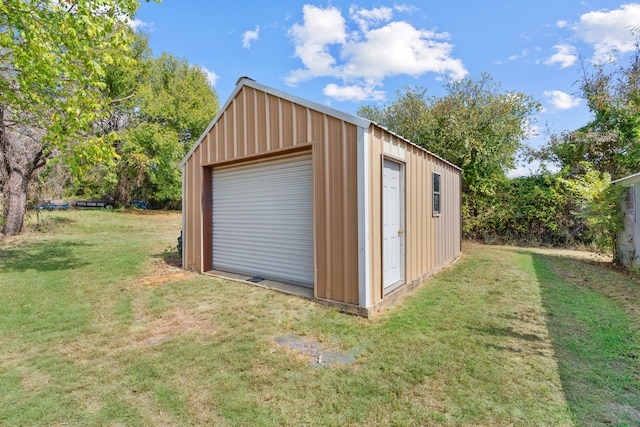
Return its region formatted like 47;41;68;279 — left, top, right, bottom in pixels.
181;77;461;172
181;77;370;167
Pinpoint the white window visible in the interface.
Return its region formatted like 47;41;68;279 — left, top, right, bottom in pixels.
433;172;441;216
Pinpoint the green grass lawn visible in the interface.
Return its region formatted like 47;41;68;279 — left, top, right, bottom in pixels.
0;210;638;426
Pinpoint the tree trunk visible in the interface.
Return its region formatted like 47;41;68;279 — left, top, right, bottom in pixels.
1;167;31;236
0;107;46;237
115;171;132;207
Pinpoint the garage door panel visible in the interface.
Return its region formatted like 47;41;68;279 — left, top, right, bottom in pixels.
212;237;313;252
212;154;314;287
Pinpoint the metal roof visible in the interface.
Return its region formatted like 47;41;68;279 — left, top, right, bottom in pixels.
612;172;640;185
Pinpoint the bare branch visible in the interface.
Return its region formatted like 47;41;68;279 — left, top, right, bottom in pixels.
110;92;136;104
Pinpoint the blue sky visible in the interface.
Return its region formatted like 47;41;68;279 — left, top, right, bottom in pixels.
133;1;640;175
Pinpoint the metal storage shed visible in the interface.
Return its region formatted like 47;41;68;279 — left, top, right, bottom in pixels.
181;77;462;316
613;172;640;272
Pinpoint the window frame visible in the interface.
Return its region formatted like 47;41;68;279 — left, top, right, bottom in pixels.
433;172;441;217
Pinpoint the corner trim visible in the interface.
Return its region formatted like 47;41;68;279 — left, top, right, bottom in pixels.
357;126;371;308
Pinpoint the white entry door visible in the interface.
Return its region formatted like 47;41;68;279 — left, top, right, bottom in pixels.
383;159;404;290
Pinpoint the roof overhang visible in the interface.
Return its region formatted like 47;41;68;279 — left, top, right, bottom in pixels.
612;172;640;186
371;122;463;173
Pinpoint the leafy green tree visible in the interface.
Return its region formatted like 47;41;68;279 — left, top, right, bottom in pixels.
114;52;218;207
137;53;219;151
0;0;152;236
74;37;219;208
538;44;640;180
558;163;624;256
121;123;182;207
468;173;571;245
358;73;541;231
464;164;621;255
423;75;540;212
530;39;639;256
358;86;430;144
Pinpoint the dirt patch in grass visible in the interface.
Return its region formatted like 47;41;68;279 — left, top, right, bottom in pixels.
136;271;193;287
401;378;448;414
0;349;39;370
19;369;52;392
54;304;217;364
134;305;216;346
135;259;194;287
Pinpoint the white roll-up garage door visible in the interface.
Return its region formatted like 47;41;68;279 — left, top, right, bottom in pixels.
212;154;314;288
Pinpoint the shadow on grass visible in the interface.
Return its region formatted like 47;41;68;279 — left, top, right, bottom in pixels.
26;214;76;233
153;246;182;268
0;241;91;272
468;324;544;343
529;251;640;426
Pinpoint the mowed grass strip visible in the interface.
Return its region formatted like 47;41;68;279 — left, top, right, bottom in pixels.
529;248;640;426
0;211;637;425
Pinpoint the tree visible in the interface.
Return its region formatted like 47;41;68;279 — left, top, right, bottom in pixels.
85;43;219;208
358;86;430;144
122;53;218;208
538;43;640;180
0;0;151;236
136;53;219;153
558;163;624;256
529;39;640;257
423;75;540;206
358;73;541;229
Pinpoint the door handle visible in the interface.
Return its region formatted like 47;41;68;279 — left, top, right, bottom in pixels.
398;229;404;234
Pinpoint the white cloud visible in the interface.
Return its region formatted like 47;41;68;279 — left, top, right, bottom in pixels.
573;3;640;60
544;44;578;68
198;66;219;87
508;50;529;61
342;21;467;81
242;25;260;49
349;5;393;32
323;83;386;102
544;90;581;110
494;50;529;65
128;18;154;32
507;163;536;178
287;5;347;83
556;20;568;28
286;5;467;102
393;4;419;14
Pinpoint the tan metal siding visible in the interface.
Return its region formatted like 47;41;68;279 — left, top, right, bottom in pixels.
313;112;359;304
183;146;204;272
182;85;359;305
368;125;461;304
256;90;268;153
